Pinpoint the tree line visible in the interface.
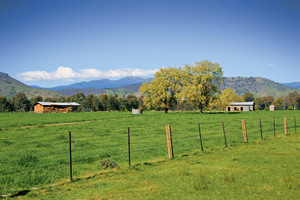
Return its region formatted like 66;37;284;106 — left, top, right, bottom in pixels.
0;88;299;113
0;93;142;112
0;60;299;113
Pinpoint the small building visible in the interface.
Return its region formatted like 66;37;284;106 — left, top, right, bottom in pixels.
226;102;255;112
34;102;80;113
132;108;142;115
269;105;275;111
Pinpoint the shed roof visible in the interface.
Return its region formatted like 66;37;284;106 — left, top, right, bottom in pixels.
37;102;80;106
229;102;254;106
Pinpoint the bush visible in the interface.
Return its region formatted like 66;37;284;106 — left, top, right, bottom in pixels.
99;159;119;169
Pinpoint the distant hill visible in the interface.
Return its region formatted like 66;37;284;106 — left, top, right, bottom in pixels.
40;76;153;91
59;84;142;97
280;82;300;89
219;77;299;98
0;72;63;98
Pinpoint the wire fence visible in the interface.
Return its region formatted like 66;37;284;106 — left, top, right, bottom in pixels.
0;114;298;195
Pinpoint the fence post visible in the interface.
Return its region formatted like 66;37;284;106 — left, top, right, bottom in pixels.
273;118;276;137
242;120;248;143
284;117;288;135
69;131;73;182
127;127;131;167
294;116;297;133
198;123;204;151
222;122;227;147
166;124;174;159
260;119;263;140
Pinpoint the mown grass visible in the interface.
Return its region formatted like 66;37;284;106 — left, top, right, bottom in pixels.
0;110;299;198
13;134;300;199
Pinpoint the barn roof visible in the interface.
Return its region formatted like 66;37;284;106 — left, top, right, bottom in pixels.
229;102;254;106
37;102;80;106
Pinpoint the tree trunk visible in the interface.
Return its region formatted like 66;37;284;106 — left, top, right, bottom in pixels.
164;107;168;114
199;105;203;113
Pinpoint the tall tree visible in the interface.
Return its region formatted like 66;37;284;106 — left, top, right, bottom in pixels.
106;95;119;111
0;96;12;112
214;88;241;111
126;95;139;111
30;95;43;106
81;94;100;111
179;61;223;113
99;94;108;111
283;91;299;110
12;92;31;112
242;92;255;102
139;67;182;113
272;97;284;110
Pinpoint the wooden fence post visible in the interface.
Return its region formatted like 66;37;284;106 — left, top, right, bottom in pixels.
127;127;131;167
242;120;248;143
260;118;263;140
273;118;276;137
294;116;297;133
166;124;174;159
222;122;227;147
284;117;288;135
69;131;73;182
198;123;204;151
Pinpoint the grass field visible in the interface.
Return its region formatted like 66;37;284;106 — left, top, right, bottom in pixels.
0;110;299;198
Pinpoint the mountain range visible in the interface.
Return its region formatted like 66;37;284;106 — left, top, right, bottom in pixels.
1;72;300;99
31;76;153;91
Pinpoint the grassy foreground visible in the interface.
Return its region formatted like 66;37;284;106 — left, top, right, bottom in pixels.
6;134;300;199
0;111;299;199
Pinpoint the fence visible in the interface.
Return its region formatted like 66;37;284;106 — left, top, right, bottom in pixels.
0;114;298;195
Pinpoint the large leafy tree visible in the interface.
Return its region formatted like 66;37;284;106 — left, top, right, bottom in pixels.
283;91;299;110
243;92;255;102
0;96;12;112
139;67;182;113
272;97;284;110
179;61;223;113
12;92;31;112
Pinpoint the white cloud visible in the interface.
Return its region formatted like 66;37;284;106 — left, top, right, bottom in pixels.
268;64;275;68
18;66;157;82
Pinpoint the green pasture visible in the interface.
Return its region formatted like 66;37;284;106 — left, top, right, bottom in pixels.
0;110;299;197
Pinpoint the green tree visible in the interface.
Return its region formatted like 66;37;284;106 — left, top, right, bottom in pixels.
255;97;263;110
126;95;138;111
0;96;12;112
106;95;119;111
30;95;43;107
272;97;283;110
255;96;274;110
118;97;128;111
12;92;31;112
291;94;300;110
242;92;255;102
81;94;100;111
179;61;223;113
214;88;241;111
140;67;182;113
284;91;299;110
99;94;108;111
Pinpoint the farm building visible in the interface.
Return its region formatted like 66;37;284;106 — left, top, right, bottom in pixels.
34;102;80;113
226;102;255;112
269;105;275;111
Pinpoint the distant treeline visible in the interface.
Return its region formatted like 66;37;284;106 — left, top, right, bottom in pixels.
0;90;299;113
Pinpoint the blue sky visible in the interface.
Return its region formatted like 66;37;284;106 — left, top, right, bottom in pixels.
0;0;299;87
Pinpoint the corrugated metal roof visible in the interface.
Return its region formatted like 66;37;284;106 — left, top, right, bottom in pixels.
229;102;254;106
37;102;80;106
